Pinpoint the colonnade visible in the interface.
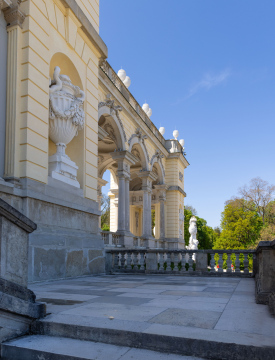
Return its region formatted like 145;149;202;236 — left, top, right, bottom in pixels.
98;150;167;244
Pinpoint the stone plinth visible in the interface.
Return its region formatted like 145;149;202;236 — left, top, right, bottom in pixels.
255;240;275;314
0;199;46;345
0;198;36;287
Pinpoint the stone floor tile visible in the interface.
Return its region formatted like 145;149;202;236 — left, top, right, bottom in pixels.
160;290;231;298
149;308;222;329
214;307;275;336
203;286;235;293
87;295;152;306
145;298;227;312
60;303;168;322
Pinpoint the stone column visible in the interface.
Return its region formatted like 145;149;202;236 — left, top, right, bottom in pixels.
117;173;126;232
3;4;25;182
154;184;168;248
138;171;157;246
125;175;130;232
111;151;137;246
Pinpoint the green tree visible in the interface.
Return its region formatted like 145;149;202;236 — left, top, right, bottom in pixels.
101;194;110;230
214;199;263;249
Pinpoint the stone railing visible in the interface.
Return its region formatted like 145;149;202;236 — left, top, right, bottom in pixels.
100;60;166;147
105;249;256;277
101;231;122;247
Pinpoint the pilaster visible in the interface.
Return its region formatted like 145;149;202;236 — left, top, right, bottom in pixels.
3;1;25;182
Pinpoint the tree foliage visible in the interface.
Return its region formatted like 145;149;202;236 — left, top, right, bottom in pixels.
237;177;275;225
101;194;110;230
214;199;263;249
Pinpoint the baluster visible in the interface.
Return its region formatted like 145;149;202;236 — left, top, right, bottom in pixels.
120;252;126;269
188;253;193;271
133;252;138;270
118;252;122;268
243;253;249;274
113;252;118;271
180;252;186;272
210;253;215;273
171;252;175;271
218;253;223;273
235;254;240;273
159;252;164;271
174;252;179;272
140;252;145;271
126;252;132;271
226;253;232;272
166;252;172;271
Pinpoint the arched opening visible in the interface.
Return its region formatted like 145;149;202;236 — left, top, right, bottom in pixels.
129;142;149;237
100;169;111;231
48;53;84;188
98;109;124;233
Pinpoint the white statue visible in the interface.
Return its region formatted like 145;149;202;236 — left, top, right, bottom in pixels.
48;66;85;188
186;216;199;260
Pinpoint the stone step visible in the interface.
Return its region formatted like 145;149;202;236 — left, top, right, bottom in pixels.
30;319;275;360
1;335;203;360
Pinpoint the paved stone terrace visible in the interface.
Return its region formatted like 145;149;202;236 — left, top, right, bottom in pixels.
29;275;275;358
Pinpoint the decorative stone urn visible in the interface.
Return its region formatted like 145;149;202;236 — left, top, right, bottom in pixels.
48;66;85;188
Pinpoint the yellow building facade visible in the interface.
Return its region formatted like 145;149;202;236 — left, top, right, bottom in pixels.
0;0;189;281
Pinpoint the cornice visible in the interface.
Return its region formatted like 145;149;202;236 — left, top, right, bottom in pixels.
167;185;187;197
167;152;190;168
61;0;107;60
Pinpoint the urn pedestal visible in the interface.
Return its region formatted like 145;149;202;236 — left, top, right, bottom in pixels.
49;145;80;188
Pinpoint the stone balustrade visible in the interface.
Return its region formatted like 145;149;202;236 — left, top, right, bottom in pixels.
105;249;256;277
100;60;166;147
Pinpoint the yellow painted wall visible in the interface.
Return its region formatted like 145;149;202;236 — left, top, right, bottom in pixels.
14;0;101;201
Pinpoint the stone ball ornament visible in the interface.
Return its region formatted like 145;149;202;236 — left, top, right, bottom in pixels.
123;76;131;88
142;103;152;118
173;130;179;140
179;139;185;147
48;66;85;188
117;68;126;82
159;127;165;136
142;103;149;113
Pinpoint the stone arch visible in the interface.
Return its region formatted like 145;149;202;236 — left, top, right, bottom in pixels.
150;151;165;184
98;104;126;151
128;129;149;171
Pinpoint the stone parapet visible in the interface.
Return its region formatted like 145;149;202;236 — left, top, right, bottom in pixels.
0;199;46;345
255;240;275;315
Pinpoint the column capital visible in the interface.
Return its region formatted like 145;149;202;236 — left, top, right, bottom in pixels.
3;1;25;29
111;150;138;179
154;184;169;200
138;170;157;191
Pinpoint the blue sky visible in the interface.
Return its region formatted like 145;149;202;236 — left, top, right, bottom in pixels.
99;0;275;228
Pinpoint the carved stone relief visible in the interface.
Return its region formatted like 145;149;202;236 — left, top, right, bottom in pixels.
99;94;126;142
